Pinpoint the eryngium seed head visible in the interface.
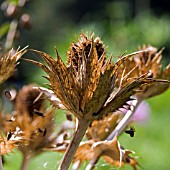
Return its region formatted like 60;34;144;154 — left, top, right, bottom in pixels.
67;33;105;71
15;84;45;117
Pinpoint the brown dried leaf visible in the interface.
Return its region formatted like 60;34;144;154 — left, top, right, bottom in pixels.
28;50;82;118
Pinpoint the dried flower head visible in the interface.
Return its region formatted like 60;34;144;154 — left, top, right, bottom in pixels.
116;45;170;99
26;33;169;169
0;46;27;84
86;112;121;141
1;84;56;158
27;34;158;122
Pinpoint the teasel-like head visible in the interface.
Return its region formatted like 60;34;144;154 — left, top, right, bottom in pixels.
27;33;161;123
0;46;27;84
2;84;56;158
116;45;170;99
26;33;170;169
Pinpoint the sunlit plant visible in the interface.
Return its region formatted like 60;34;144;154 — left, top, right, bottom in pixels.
1;1;170;170
26;33;170;170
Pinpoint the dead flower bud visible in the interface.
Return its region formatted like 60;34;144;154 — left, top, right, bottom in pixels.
0;46;27;84
4;89;17;100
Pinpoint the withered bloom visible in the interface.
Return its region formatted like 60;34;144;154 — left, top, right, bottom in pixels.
27;33;166;169
0;46;27;84
74;136;140;170
1;84;56;170
116;45;170;99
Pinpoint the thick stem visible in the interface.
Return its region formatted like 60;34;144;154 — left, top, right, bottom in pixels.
58;118;90;170
20;154;30;170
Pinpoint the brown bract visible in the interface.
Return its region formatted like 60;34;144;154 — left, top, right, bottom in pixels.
0;132;19;155
116;45;170;99
86;112;121;141
73;136;139;170
27;33;159;122
0;46;27;84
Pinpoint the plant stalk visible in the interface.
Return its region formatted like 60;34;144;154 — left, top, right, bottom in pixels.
20;154;30;170
58;118;90;170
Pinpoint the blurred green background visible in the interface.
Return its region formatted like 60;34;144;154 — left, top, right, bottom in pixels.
1;0;170;169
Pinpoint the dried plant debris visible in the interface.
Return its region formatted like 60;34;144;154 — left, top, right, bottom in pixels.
26;33;165;123
73;136;140;170
116;45;170;99
86;112;122;141
25;34;170;170
0;84;57;157
0;131;20;155
0;46;27;84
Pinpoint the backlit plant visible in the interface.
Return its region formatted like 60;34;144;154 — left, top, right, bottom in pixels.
0;22;170;170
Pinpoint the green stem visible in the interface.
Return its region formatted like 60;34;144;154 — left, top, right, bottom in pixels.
58;118;89;170
5;20;18;51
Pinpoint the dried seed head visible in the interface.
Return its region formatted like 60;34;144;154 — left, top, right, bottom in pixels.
27;33;169;122
1;84;56;157
116;45;170;99
67;33;105;71
15;84;45;118
86;112;121;141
